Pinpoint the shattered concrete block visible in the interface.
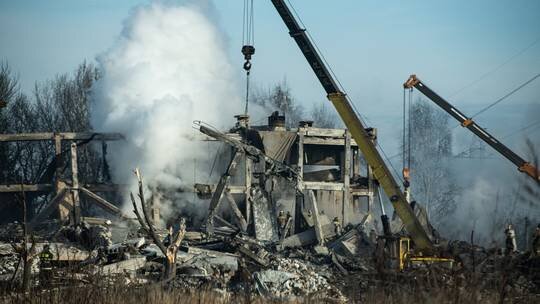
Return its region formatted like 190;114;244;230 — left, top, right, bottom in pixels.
313;245;329;256
278;223;337;250
254;270;298;296
0;243;14;255
98;256;146;275
176;247;239;276
252;188;279;242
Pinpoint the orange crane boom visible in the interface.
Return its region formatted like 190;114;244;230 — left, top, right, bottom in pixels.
404;74;539;182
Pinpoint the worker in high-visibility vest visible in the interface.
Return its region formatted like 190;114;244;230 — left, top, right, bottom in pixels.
39;244;54;286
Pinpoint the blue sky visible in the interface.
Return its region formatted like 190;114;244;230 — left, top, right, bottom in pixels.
1;0;539;159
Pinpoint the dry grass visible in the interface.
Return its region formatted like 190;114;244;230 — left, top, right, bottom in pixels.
0;278;537;304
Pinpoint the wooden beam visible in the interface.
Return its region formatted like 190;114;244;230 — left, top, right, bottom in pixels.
0;183;123;193
0;132;124;142
29;188;68;226
298;131;304;187
244;155;252;224
70;143;81;225
56;181;72;222
79;187;117;213
225;190;248;232
351;188;374;196
0;184;53;193
307;190;325;245
303;181;344;191
305;128;346;138
79;187;128;219
343;130;351;225
303;137;358;146
213;215;236;230
281;217;293;240
195;185;246;194
54;134;62;194
85;184;125;192
206;151;242;235
353;148;360;176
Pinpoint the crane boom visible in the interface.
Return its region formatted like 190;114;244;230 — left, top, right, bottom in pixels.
270;0;434;251
404;74;539;181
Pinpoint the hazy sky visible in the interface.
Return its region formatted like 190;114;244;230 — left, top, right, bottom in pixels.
1;0;539;160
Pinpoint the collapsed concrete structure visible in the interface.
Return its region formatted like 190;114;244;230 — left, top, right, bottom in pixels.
192;112;380;248
0;113;539;302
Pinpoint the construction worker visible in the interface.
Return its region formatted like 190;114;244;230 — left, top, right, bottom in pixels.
39;244;54;286
504;224;517;255
277;210;287;237
332;217;342;236
532;224;540;257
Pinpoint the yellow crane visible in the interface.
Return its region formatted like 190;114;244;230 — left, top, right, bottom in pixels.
269;0;435;254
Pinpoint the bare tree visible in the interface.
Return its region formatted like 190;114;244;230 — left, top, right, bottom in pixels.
11;184;38;291
251;79;304;127
130;168;186;281
1;61;108;220
408;98;458;225
0;62;22;181
310;101;340;128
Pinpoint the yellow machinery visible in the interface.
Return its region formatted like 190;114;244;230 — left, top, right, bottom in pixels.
382;236;453;271
269;1;459;270
270;0;433;252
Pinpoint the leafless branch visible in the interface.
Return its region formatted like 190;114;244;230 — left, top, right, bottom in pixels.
130;168;187;281
131;168;167;254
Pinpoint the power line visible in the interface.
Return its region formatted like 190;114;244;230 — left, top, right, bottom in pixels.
449;36;540;98
500;119;540;140
471;72;540;119
454;119;540;157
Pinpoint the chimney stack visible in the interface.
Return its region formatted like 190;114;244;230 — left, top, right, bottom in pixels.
268;111;286;130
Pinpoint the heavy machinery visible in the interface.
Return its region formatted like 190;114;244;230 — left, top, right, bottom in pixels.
269;0;453;268
404;74;540;182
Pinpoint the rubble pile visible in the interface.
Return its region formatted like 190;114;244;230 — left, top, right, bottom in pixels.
0;244;17;277
0;219;537;303
254;257;346;300
0;115;538;303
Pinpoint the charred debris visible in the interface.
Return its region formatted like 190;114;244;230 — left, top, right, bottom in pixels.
0;112;539;302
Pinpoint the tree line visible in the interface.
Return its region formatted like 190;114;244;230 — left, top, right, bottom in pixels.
0;61;108;221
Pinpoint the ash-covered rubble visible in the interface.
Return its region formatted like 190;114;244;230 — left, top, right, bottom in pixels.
1;114;539;302
0;212;539;302
0;216;372;301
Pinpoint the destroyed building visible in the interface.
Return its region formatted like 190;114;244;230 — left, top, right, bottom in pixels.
1;0;539;300
191;111;380;248
0;114;538;303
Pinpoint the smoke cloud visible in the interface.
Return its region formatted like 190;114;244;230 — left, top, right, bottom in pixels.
91;1;242;219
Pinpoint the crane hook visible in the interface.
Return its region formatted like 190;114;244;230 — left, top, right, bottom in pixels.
241;45;255;72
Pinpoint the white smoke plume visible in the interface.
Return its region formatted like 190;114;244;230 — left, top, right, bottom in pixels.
91;1;242;219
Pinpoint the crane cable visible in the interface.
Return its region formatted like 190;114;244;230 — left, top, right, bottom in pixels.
408;88;412;171
402;89;407;172
402;87;412;189
471;72;540;119
241;0;255;115
449;36;540;98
